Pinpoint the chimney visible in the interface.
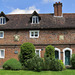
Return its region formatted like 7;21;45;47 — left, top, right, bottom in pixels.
53;2;62;16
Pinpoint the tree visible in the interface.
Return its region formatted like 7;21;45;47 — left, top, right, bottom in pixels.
71;54;75;69
45;45;55;60
19;42;35;66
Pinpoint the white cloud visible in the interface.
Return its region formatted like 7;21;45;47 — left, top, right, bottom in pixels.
9;6;40;14
43;0;61;3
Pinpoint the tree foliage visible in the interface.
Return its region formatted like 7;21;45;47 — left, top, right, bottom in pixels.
19;42;35;66
45;45;55;59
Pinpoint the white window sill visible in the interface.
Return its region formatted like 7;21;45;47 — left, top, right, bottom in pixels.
30;37;39;38
0;57;5;59
0;37;4;39
0;23;6;25
31;23;39;24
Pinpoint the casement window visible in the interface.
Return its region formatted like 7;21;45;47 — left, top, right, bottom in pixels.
32;16;39;24
35;49;41;57
30;30;39;38
0;31;4;38
55;48;61;60
0;49;5;58
0;17;6;25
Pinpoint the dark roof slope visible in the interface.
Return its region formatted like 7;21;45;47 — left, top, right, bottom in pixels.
0;13;75;30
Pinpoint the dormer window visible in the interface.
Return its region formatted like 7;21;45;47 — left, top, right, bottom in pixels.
32;16;39;24
0;17;6;25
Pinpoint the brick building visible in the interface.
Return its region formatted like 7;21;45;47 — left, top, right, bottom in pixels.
0;2;75;67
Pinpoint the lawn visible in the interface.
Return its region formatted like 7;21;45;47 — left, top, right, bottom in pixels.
0;69;75;75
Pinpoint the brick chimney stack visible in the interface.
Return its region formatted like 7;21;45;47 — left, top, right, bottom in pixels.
53;2;62;16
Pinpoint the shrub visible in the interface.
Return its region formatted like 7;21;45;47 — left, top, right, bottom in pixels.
19;42;35;66
45;45;55;60
43;55;65;71
3;58;22;70
71;54;75;69
43;54;51;70
50;59;65;71
27;55;44;72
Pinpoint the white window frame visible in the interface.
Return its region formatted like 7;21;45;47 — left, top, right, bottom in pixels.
0;31;4;38
55;48;61;60
63;48;72;65
32;16;39;24
35;49;41;57
29;30;39;38
0;49;5;58
0;17;6;25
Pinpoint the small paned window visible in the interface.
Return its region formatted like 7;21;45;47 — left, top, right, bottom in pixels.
0;49;5;58
0;31;4;38
35;49;41;57
32;16;39;24
30;30;39;38
0;17;6;25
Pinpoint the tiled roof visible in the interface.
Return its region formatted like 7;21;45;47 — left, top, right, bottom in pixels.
0;13;75;30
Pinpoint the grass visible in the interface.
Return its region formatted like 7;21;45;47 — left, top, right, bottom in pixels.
0;69;75;75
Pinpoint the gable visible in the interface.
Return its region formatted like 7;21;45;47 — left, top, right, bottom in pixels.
0;12;9;22
30;11;41;22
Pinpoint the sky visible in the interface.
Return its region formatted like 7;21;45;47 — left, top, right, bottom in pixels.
0;0;75;14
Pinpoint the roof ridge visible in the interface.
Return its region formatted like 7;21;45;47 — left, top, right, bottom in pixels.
6;13;54;16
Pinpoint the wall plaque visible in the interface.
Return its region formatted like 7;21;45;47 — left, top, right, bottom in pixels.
59;35;64;40
14;35;20;41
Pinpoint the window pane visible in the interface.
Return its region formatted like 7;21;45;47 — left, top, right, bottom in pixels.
0;17;6;24
33;18;35;23
1;18;2;24
31;32;34;36
35;32;38;37
36;50;39;56
36;17;38;23
55;51;59;59
1;50;4;57
3;18;6;24
32;16;39;24
0;18;1;24
0;32;3;37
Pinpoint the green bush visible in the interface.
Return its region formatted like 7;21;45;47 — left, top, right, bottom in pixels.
44;45;65;71
3;58;22;70
19;42;35;66
43;54;65;71
50;59;65;71
45;45;55;60
71;54;75;69
43;54;51;70
27;55;44;72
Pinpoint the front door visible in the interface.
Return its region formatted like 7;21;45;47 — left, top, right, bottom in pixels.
65;51;70;65
55;51;59;59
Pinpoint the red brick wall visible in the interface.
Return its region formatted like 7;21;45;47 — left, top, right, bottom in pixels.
0;29;75;45
0;46;20;67
0;45;75;67
0;29;75;67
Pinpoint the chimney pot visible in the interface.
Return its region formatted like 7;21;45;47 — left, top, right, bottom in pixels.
56;2;57;4
53;2;62;16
